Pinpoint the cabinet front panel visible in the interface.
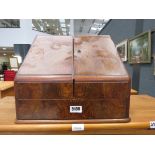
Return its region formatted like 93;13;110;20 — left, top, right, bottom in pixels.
15;82;73;99
74;82;130;99
16;98;129;120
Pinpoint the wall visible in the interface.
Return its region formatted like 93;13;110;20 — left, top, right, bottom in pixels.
14;44;31;63
100;19;155;97
0;19;50;65
0;19;48;47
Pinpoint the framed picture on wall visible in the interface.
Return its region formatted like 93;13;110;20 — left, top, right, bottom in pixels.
128;31;151;64
116;40;127;61
151;30;155;75
154;55;155;75
9;57;18;69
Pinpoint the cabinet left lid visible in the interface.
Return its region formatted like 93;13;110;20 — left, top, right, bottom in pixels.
17;35;73;77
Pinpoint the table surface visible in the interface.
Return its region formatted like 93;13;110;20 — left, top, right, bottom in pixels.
131;89;138;95
0;81;14;91
0;95;155;134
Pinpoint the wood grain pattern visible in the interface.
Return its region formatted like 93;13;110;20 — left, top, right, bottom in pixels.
15;82;73;99
16;98;128;121
0;95;155;134
17;36;73;75
74;82;130;98
0;81;14;99
74;36;128;76
15;35;131;123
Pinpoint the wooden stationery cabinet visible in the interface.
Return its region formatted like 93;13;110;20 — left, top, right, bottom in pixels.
15;35;131;123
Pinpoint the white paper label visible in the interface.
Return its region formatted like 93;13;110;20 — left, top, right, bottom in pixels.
150;121;155;129
72;124;84;131
70;106;82;113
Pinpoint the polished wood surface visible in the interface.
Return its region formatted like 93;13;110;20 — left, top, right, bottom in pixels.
16;99;129;121
0;81;14;91
74;36;128;76
15;35;130;123
0;81;14;98
17;36;73;75
15;82;73;99
73;36;130;122
0;95;155;134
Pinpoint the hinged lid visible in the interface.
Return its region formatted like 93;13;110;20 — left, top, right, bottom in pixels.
74;35;129;82
15;35;73;82
15;35;129;82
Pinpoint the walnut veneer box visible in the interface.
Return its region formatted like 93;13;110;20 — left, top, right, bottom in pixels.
15;35;131;123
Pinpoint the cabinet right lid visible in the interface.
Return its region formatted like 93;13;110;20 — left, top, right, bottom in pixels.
73;35;129;82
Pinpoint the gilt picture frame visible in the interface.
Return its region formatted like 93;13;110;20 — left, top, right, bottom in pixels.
128;31;151;64
154;56;155;75
116;40;128;62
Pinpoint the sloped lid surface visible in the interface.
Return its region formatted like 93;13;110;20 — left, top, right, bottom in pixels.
16;35;129;82
17;35;73;75
74;35;129;81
